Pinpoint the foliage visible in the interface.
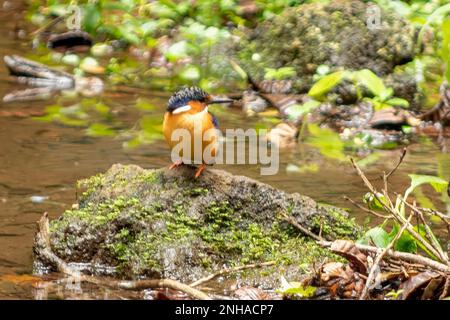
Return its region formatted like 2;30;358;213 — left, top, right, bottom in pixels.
308;68;410;110
358;173;449;258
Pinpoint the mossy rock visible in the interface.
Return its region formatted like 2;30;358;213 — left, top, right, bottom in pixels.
236;0;417;97
34;164;361;289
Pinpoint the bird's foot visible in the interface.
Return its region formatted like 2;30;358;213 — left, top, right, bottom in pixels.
194;164;206;178
169;160;183;170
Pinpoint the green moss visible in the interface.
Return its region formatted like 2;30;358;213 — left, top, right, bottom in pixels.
236;0;416;92
183;187;209;197
311;204;363;240
77;172;105;198
48;165;360;281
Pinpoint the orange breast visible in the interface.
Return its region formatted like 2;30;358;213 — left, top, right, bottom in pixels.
163;108;218;164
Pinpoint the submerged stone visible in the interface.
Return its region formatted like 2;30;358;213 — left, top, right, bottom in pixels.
34;164;361;289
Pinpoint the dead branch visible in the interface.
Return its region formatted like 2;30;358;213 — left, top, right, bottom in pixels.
343;195;392;219
440;276;450;299
385;147;407;181
359;214;412;299
190;261;276;287
399;197;449;261
35;213;211;300
349;158;447;264
348;243;450;274
280;212;325;242
280;211;450;274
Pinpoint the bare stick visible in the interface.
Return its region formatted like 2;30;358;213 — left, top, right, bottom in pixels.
440;276;450;299
190;261;276;287
35;213;211;300
359;215;412;300
398;196;448;262
350;158;446;263
280;213;450;274
420;207;450;231
343;195;392;219
349;243;450;273
280;212;324;242
385;148;407;181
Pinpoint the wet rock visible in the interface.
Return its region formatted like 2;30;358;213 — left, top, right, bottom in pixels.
242;90;269;113
265;122;299;149
47;30;93;54
34;164;361;288
236;0;417;94
369;108;409;130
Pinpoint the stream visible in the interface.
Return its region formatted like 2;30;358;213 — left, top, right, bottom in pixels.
0;0;448;299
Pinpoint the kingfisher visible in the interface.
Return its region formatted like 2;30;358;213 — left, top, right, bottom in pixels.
163;86;233;178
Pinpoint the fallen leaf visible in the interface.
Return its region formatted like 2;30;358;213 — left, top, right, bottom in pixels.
330;240;368;274
400;271;442;300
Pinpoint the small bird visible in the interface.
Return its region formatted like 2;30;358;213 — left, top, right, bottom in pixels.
163;86;233;178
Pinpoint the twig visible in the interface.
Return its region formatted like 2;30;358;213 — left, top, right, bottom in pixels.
35;213;211;300
398;196;448;262
280;212;324;242
349;243;450;273
343;195;392;219
190;261;276;287
420;207;450;231
359;214;412;300
350;158;447;264
280;213;450;274
385;147;407;181
440;276;450;299
30;16;66;36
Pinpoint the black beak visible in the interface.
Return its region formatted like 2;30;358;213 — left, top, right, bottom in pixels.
207;96;234;105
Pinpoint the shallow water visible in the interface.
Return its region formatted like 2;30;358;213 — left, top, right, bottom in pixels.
0;0;449;299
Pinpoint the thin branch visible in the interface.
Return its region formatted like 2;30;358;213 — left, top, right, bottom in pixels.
359;214;412;300
343;196;392;219
190;261;276;287
281;211;450;274
398;196;448;262
350;158;446;263
385;147;407;181
349;243;450;273
280;212;324;242
440;276;450;299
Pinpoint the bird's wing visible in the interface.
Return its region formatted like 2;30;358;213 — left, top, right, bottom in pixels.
209;111;219;129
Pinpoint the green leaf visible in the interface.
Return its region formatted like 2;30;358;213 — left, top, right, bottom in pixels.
286;100;321;121
282;285;317;298
389;223;417;253
363;192;388;211
264;67;296;80
164;41;191;62
379;88;394;102
358;227;390;248
86;123;115;137
408;174;448;193
355;69;387;97
386;97;410;108
306;124;346;161
179;65;200;81
412;225;439;260
83;4;101;33
136;98;156;111
442;19;450;82
308;71;345;99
